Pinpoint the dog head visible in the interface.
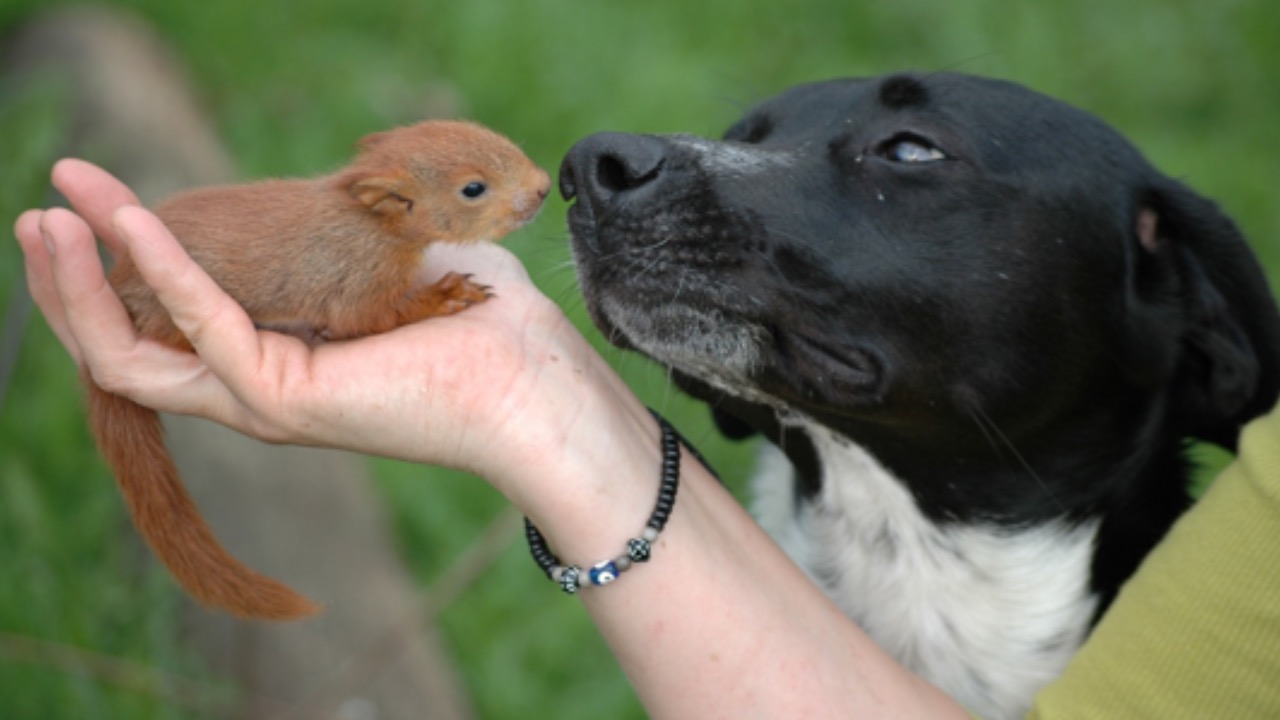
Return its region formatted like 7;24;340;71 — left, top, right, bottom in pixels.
561;72;1279;511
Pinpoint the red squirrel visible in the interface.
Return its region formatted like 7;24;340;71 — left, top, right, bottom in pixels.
88;120;550;620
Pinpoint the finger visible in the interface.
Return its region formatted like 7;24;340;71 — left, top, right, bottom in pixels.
15;209;82;362
40;208;140;371
59;204;263;430
51;158;142;261
110;205;266;391
35;205;261;437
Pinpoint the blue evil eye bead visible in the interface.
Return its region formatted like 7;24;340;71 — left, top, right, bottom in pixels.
555;565;581;595
627;537;652;563
589;560;620;586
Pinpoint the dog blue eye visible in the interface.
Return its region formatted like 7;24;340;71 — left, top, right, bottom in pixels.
461;182;488;198
882;137;946;163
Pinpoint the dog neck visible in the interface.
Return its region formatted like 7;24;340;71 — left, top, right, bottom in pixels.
752;417;1100;719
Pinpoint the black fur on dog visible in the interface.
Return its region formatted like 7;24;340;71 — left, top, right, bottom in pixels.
560;72;1280;718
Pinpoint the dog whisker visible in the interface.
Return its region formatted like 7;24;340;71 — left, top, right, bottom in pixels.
968;405;1066;515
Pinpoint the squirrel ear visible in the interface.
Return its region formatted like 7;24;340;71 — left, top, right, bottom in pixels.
356;130;391;150
346;171;413;215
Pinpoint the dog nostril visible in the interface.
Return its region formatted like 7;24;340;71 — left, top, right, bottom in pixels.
596;155;626;192
596;152;664;194
561;132;669;203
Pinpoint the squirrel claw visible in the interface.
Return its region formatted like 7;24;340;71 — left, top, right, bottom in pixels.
414;271;492;317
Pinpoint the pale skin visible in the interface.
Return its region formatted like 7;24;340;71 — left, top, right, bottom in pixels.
15;159;969;719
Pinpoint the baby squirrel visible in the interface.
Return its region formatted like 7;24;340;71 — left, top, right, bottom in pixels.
88;120;550;620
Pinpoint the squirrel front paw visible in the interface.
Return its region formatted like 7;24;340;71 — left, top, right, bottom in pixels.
410;271;493;318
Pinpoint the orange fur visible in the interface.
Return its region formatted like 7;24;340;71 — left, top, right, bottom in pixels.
87;121;550;620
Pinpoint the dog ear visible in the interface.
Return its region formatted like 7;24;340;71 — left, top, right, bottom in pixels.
1130;178;1280;449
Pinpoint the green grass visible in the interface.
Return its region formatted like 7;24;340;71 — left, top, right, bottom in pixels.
2;1;1277;718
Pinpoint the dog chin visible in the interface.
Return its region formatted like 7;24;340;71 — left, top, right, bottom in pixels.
597;294;778;400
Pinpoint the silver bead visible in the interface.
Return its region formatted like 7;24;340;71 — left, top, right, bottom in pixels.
557;565;581;594
627;537;653;563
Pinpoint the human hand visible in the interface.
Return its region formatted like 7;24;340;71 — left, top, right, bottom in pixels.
14;159;652;506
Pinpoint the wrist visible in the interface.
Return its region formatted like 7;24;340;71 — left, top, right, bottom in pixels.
526;409;682;593
502;387;663;563
477;325;664;562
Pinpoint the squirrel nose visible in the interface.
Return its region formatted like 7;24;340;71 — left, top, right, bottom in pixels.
558;132;669;205
533;168;551;200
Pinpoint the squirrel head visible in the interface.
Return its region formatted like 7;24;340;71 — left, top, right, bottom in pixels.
343;121;550;244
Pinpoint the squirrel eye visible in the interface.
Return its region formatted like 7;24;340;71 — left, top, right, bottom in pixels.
461;181;488;199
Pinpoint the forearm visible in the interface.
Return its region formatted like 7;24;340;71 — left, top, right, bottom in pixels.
501;382;967;719
596;464;963;719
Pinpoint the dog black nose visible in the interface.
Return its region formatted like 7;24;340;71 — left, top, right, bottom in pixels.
559;132;668;203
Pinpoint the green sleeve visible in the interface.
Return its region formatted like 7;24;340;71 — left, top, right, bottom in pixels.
1027;404;1280;719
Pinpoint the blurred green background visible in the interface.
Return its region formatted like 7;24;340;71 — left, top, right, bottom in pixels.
1;1;1276;718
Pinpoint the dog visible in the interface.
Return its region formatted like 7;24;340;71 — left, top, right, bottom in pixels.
558;72;1280;718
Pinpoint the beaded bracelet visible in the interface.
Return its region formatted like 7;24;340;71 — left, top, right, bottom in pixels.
524;409;681;594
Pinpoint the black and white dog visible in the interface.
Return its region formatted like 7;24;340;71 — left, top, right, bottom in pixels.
559;72;1280;718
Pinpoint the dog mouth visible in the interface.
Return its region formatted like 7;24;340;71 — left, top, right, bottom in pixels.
561;137;887;410
566;195;771;392
576;239;887;409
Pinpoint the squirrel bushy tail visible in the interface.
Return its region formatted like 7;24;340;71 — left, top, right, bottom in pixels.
86;374;318;620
